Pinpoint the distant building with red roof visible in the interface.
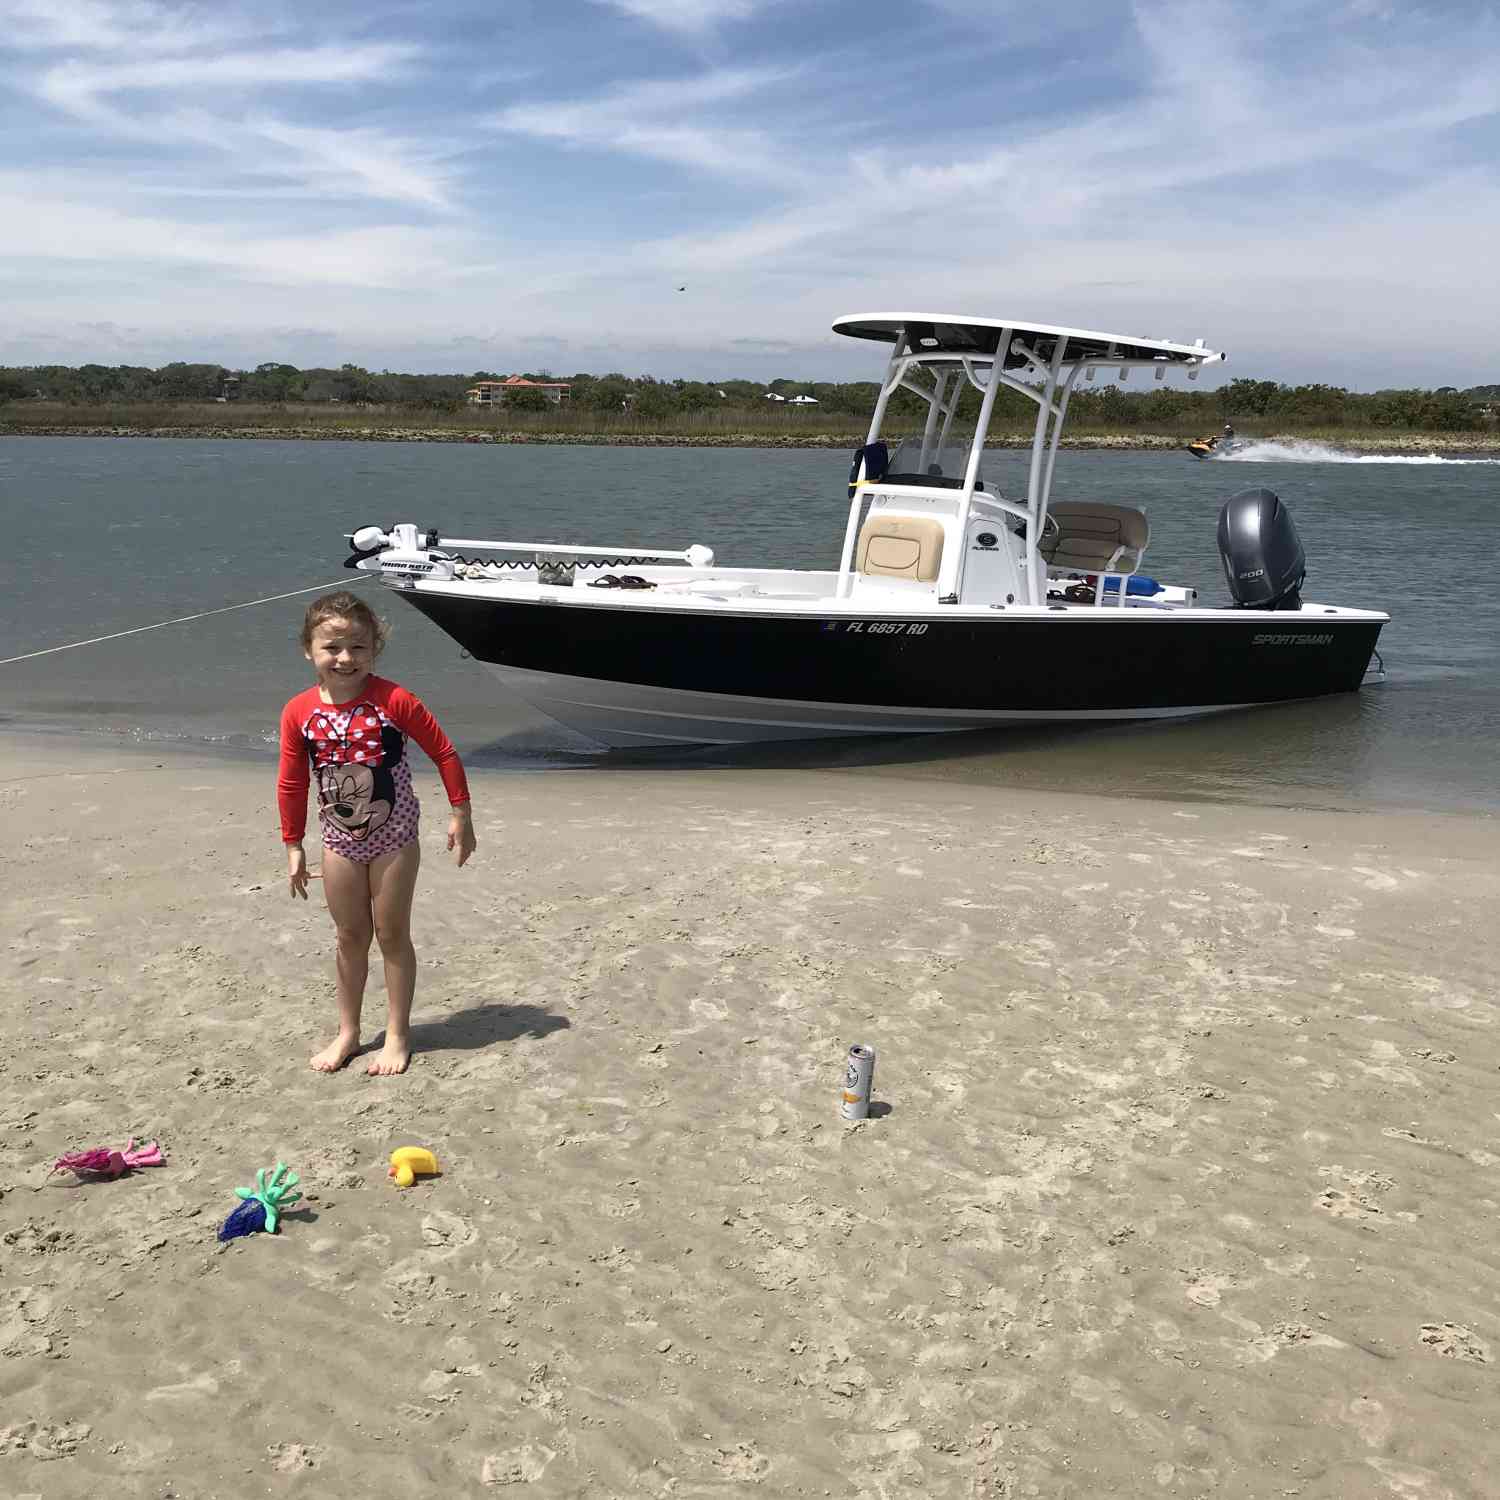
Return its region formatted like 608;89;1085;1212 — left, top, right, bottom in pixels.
466;375;571;407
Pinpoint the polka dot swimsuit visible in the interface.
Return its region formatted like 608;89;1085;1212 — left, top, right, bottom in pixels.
308;700;420;863
277;676;470;864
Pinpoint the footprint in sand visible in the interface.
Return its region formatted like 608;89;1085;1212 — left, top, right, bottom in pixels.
1340;1395;1393;1446
516;1362;568;1417
1262;1252;1311;1276
1365;1456;1460;1496
0;1420;91;1459
0;1286;53;1347
1184;1272;1233;1307
420;1210;476;1257
1;1221;75;1256
145;1370;222;1402
382;1266;454;1322
1418;1323;1490;1363
1317;1187;1382;1220
268;1441;323;1473
587;1244;637;1273
481;1444;555;1485
714;1442;771;1481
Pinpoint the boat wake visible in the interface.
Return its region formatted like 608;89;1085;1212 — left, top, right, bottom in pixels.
1215;439;1500;465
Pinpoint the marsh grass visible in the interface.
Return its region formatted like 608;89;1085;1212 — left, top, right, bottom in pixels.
4;400;1496;450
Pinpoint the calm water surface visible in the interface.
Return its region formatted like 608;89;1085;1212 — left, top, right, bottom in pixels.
1;437;1495;814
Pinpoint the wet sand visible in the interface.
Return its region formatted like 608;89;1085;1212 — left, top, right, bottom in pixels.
2;735;1497;1497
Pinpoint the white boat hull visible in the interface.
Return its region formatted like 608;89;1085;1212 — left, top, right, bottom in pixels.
488;665;1250;748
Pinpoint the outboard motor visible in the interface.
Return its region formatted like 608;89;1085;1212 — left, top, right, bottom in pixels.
1217;487;1305;610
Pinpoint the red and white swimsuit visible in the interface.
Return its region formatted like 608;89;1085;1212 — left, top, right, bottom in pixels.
277;676;470;864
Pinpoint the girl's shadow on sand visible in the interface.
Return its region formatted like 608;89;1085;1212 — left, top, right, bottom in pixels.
409;1001;568;1057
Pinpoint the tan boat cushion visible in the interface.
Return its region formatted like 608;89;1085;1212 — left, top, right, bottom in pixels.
1039;501;1149;573
856;515;945;581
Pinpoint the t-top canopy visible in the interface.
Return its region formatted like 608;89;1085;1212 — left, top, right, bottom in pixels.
831;312;1224;369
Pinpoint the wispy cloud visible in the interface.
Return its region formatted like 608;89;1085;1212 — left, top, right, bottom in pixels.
0;172;470;286
589;0;764;39
489;65;805;185
14;4;444;208
635;4;1497;269
36;44;417;116
240;118;454;208
0;0;256;53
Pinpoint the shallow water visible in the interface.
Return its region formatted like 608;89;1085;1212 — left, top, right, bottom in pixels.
1;436;1495;814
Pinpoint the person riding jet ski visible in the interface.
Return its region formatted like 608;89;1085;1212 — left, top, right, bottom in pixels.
1188;421;1237;458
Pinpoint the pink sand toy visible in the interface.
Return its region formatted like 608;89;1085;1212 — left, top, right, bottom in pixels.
51;1138;166;1180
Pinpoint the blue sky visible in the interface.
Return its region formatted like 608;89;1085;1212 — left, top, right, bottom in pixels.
1;0;1496;386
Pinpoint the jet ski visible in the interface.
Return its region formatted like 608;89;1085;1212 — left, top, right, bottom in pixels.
1187;428;1239;459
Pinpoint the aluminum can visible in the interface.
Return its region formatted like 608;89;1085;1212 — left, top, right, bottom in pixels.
840;1043;876;1120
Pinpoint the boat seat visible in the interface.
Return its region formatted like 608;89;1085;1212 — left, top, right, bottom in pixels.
1039;501;1149;606
855;514;944;582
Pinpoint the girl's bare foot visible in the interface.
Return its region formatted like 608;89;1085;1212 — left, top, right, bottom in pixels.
310;1030;361;1073
367;1033;411;1076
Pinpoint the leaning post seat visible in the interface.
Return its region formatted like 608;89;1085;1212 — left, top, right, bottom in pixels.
1039;501;1150;605
854;514;945;582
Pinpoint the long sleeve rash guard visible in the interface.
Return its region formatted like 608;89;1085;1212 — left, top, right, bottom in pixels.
277;676;470;844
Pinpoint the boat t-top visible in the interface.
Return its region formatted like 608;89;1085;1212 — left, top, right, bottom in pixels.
343;313;1388;748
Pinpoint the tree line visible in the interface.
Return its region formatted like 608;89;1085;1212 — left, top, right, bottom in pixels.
0;361;1493;432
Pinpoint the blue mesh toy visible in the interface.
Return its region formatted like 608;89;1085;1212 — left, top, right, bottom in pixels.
218;1162;301;1242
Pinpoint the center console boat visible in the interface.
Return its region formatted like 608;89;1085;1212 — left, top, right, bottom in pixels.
342;313;1388;748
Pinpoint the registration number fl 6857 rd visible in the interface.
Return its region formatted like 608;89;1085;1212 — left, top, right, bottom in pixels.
831;622;930;635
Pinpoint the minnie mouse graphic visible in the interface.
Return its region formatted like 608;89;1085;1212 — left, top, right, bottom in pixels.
306;703;405;842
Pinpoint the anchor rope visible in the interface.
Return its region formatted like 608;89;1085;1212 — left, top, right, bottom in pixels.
0;576;371;667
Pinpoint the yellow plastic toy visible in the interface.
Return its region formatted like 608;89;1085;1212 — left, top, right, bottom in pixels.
388;1146;440;1189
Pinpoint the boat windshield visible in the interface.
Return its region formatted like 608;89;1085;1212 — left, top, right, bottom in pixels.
881;436;984;491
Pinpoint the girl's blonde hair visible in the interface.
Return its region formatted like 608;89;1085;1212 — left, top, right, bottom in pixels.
300;590;388;655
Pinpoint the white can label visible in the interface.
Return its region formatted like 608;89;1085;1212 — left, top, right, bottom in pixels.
840;1043;876;1121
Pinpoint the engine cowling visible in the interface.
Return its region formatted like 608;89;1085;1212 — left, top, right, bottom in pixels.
1216;487;1305;609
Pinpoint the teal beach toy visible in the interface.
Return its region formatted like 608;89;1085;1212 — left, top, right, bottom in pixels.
218;1162;301;1242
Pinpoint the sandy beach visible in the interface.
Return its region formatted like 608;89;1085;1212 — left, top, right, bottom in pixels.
2;733;1497;1498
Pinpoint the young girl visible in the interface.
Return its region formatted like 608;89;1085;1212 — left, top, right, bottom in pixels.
277;590;476;1076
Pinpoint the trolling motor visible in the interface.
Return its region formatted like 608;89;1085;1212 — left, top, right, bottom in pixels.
1217;488;1305;610
343;524;455;580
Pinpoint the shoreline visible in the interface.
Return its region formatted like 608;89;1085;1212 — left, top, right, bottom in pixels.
4;423;1498;453
3;723;1494;821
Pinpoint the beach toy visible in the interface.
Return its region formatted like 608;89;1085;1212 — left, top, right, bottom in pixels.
218;1162;301;1242
52;1138;165;1180
388;1147;440;1189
